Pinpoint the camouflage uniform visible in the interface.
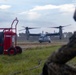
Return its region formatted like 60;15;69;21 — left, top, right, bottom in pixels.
41;32;76;75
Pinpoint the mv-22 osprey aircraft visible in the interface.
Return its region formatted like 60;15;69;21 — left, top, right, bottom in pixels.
19;24;70;41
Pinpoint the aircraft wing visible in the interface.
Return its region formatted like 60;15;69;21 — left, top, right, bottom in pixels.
30;33;60;36
46;33;60;36
30;33;41;36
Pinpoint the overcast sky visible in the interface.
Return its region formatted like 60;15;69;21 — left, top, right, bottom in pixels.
0;0;76;34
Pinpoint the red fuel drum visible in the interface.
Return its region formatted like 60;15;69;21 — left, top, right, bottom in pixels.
3;31;16;54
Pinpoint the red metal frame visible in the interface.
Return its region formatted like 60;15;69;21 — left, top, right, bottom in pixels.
11;17;19;46
0;18;19;54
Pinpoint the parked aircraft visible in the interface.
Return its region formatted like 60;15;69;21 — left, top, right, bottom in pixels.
19;25;70;40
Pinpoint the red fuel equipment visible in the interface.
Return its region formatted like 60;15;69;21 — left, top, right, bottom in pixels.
0;18;22;55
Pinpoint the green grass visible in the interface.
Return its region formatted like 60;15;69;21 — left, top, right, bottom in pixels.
0;45;76;75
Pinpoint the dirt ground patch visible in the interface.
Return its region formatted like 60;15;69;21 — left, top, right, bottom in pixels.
17;42;67;49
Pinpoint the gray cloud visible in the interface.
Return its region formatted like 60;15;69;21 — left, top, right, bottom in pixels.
0;1;75;33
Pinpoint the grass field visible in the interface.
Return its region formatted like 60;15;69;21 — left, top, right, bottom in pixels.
0;45;76;75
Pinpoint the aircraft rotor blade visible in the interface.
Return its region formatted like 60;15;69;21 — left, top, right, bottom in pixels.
28;27;37;29
50;27;59;28
49;24;71;29
19;29;25;31
61;24;71;27
22;26;39;29
22;26;26;28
